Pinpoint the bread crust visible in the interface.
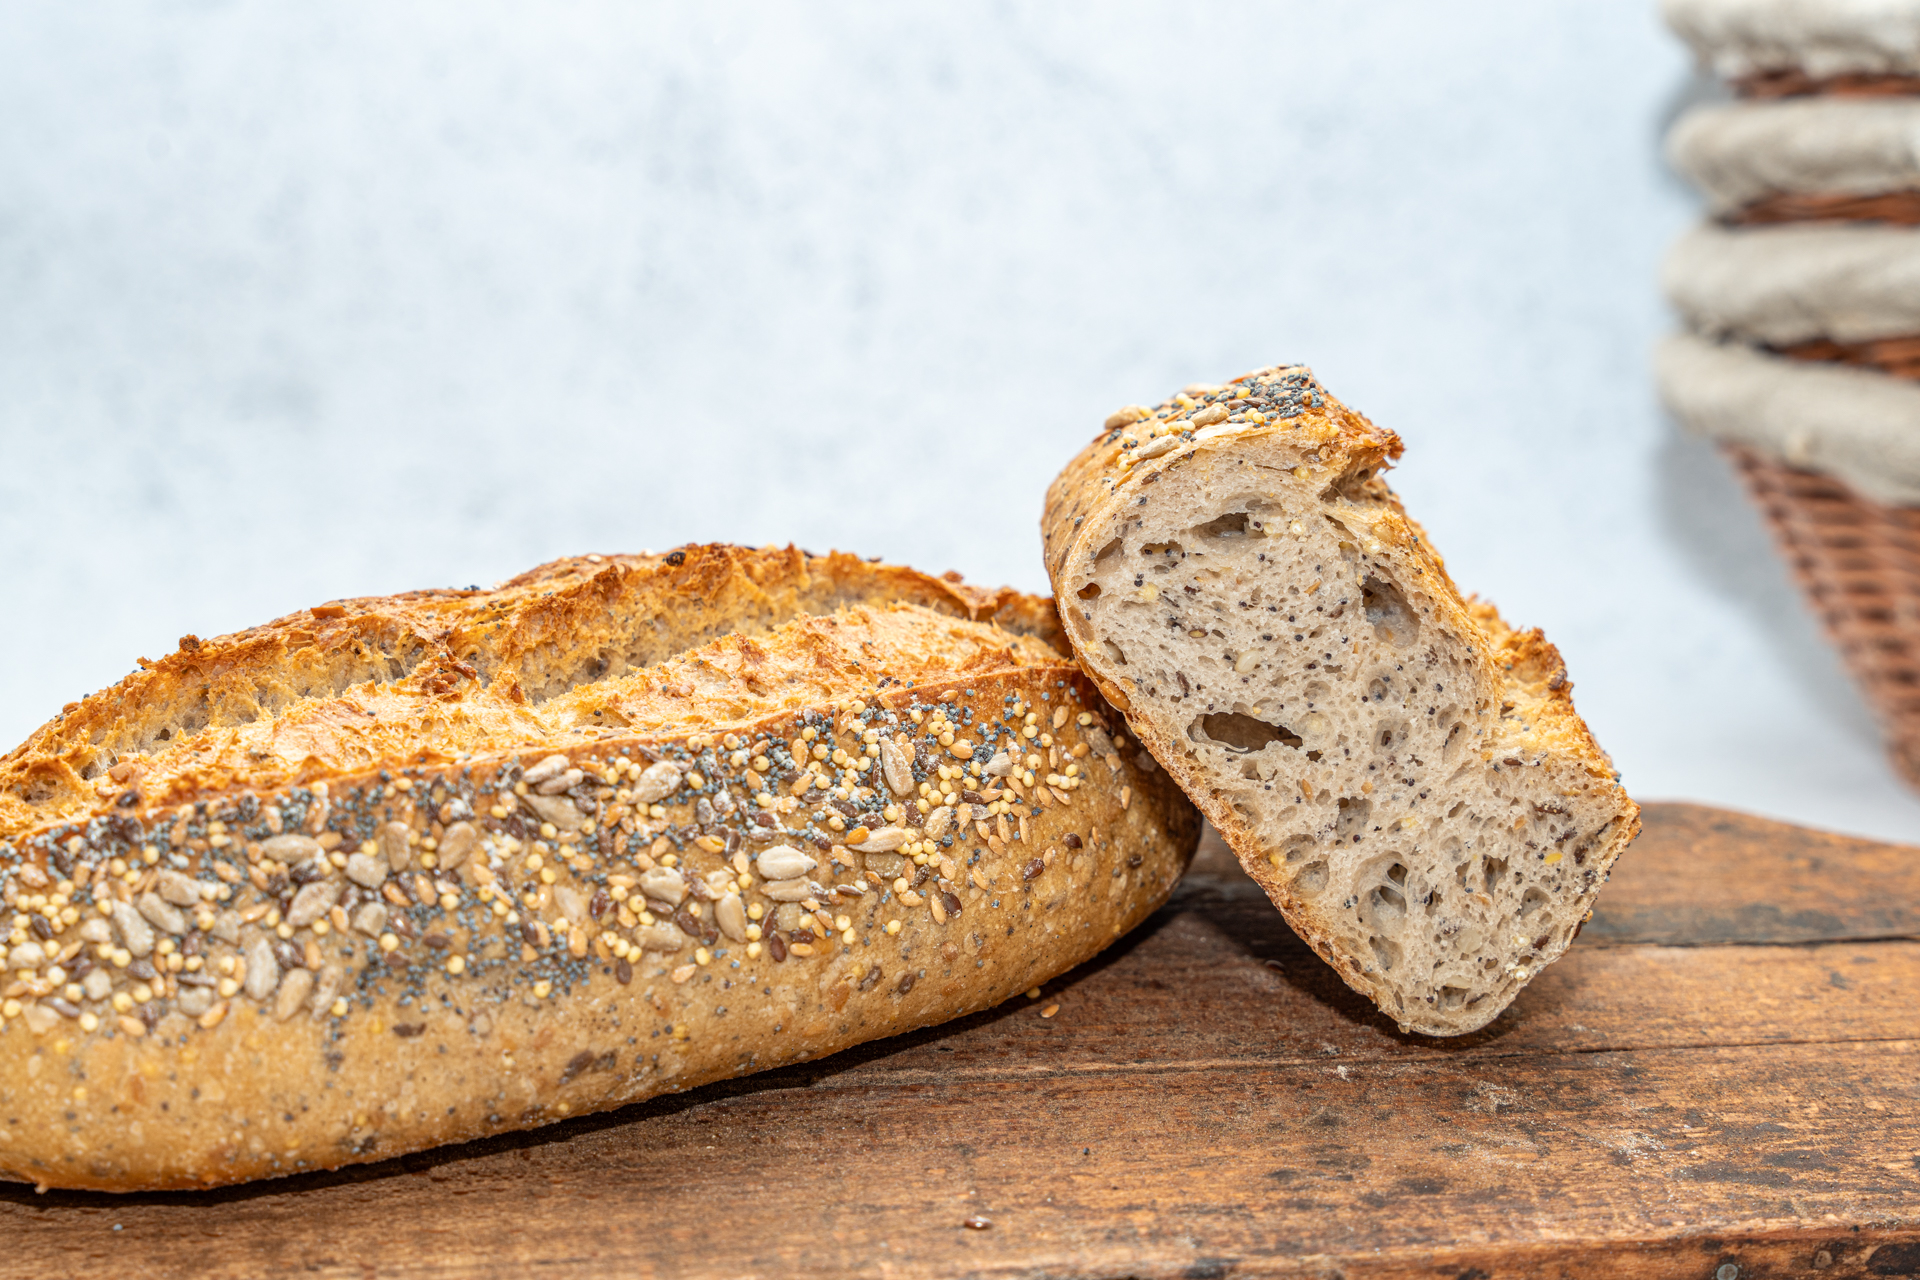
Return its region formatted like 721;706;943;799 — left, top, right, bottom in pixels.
1042;369;1639;1035
0;547;1197;1190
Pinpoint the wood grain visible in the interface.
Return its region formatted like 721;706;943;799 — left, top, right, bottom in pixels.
8;802;1920;1279
1582;802;1920;946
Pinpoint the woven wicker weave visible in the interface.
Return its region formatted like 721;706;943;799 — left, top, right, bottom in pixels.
1723;442;1920;785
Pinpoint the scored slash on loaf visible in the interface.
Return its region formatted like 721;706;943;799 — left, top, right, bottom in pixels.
1042;367;1640;1036
0;545;1198;1190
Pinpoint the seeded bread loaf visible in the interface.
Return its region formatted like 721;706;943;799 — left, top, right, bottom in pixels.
0;544;1199;1190
1041;367;1639;1036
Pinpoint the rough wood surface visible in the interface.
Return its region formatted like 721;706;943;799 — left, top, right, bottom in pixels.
8;801;1919;1278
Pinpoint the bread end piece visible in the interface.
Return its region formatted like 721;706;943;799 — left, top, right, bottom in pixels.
1043;368;1640;1036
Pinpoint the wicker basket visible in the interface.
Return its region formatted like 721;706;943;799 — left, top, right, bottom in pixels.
1723;442;1920;786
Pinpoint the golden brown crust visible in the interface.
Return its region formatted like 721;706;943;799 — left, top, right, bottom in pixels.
1463;602;1632;789
0;545;1062;843
0;549;1197;1190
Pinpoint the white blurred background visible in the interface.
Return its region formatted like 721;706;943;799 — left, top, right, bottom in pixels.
5;3;1918;841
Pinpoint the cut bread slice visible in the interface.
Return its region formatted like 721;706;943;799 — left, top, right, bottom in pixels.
1042;366;1640;1035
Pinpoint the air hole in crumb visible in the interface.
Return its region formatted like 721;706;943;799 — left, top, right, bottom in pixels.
1194;712;1301;753
1483;857;1508;894
1077;583;1102;599
1361;575;1418;646
1239;760;1262;780
1094;538;1123;564
1280;835;1315;863
1374;717;1420;756
1386;862;1407;886
1189;511;1249;539
1324;465;1381;502
1437;985;1468;1011
1103;641;1128;667
1293;860;1329;896
1141;541;1184;559
1369;885;1406;926
1369;935;1400;972
1336;797;1371;841
1446;801;1466;820
1518;887;1548;918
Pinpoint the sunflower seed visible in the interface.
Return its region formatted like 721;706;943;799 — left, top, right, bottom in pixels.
244;935;280;1002
136;892;186;936
761;877;815;902
260;834;323;862
345;852;388;889
273;969;315;1022
630;762;684;804
864;852;907;879
521;792;586;832
286;879;341;928
849;826;908;853
438;820;478;872
715;893;747;942
377;821;410;872
156;869;202;907
351;902;388;937
310;963;344;1019
521;754;570;787
636;924;686;952
755;846;817;880
110;901;155;957
881;739;915;796
638;868;688;906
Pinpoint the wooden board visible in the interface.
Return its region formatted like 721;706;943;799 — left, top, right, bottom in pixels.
7;802;1920;1278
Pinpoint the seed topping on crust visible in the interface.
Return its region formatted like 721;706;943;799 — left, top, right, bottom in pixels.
0;672;1168;1060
